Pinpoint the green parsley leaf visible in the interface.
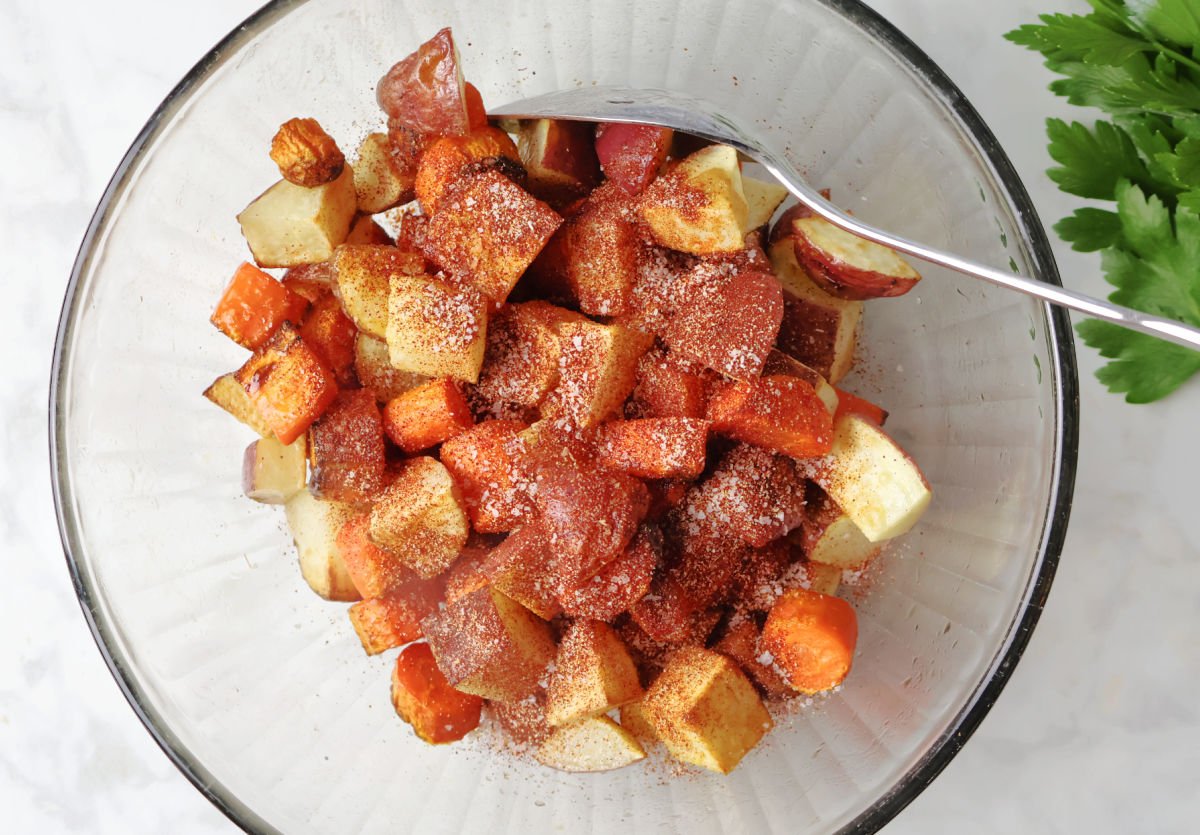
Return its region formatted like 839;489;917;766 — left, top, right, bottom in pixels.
1009;2;1200;402
1005;14;1149;65
1076;319;1200;402
1054;208;1125;251
1045;119;1153;197
1142;0;1200;51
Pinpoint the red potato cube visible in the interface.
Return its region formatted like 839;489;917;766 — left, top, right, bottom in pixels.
667;519;753;610
713;616;791;698
594;123;673;195
761;589;858;694
708;374;834;460
558;182;640;316
629;348;709;419
545;620;643;727
478;525;562;621
627;573;707;644
234;322;339;445
443;546;491;604
298;293;358;387
414;126;522;215
369;456;469;578
473;302;583;415
799;486;883;569
353;334;427;403
640;145;748;255
678;443;807;548
421;586;556;702
336;513;421;599
768;234;862;384
772;202;921;300
490;692;554;747
348;577;446;655
382;378;475;453
531;452;645;589
558;524;660;622
242;435;307;504
596;418;710;480
333;244;426;340
728;538;791;611
425;170;562;304
386;274;489;383
391;643;484;745
762;350;840;416
204;373;273;437
376;27;471;137
662;269;783;380
517;118;601;207
439;419;535;534
622;242;695;336
281;260;336;303
308;388;388;503
211;262;310;350
540;318;653;433
353;132;418;214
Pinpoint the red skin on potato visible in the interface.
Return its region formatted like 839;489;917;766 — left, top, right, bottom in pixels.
377;28;470;137
594;123;673;195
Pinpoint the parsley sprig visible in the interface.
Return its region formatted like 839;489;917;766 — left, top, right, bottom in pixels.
1007;0;1200;402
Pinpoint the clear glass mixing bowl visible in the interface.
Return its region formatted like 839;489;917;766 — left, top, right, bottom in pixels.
50;0;1077;831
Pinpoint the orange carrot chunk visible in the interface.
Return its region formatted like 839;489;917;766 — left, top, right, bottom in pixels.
708;374;833;459
211;262;309;350
833;387;888;426
233;322;338;445
348;578;445;655
760;589;857;694
391;643;484;744
336;513;421;599
382;378;475;453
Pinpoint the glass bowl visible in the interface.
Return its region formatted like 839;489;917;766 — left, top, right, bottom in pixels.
50;0;1077;831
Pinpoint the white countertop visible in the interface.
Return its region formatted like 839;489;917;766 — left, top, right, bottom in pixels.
2;0;1197;831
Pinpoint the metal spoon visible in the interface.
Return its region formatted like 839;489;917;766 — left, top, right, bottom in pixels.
492;86;1200;352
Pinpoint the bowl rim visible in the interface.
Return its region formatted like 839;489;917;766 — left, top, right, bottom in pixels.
48;0;1078;832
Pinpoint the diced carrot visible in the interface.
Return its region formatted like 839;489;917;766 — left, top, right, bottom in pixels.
348;577;445;655
382;378;475;453
336;513;421;598
596;417;709;479
833;387;888;426
630;352;708;419
211;262;309;349
299;294;359;387
464;82;488;130
760;589;857;694
439;420;534;533
708;374;833;459
391;643;484;744
234;323;338;445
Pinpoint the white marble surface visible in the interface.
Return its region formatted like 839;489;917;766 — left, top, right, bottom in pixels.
2;0;1197;831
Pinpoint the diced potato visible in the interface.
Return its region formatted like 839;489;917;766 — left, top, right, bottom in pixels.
473;301;579;414
242;434;307;504
641;646;772;774
386;274;488;383
800;487;883;569
237;166;357;268
284;490;360;601
713;616;791;698
596;417;709;480
741;175;789;232
763;350;839;416
817;414;932;542
483;526;562;621
768;236;862;384
707;374;834;460
203;373;273;437
618;700;660;744
535;715;646;773
333;244;425;339
369;457;469;579
353;333;427;402
540;318;652;432
424;170;562;303
307;389;388;503
517;118;601;206
640;145;748;255
344;213;394;246
421;586;556;702
414;127;522;215
545;620;643;727
594;123;673;195
557;525;659;622
353;132;416;213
